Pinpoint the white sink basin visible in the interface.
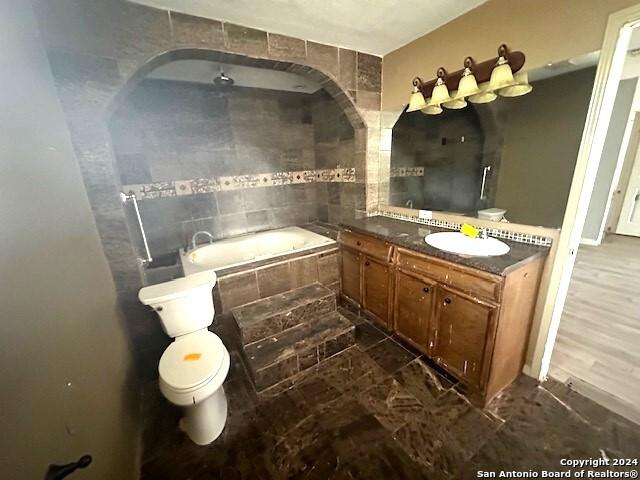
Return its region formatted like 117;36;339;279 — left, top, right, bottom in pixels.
425;231;510;257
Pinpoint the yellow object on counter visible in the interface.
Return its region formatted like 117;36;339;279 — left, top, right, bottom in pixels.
460;223;480;238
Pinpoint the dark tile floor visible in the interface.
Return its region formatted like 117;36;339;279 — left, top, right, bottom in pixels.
140;311;640;479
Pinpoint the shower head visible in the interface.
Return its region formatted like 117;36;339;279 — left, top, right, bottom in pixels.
213;66;234;87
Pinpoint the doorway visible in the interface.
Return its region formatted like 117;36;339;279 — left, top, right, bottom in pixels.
545;5;640;425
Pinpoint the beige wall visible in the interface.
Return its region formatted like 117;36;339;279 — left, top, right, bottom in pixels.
0;2;139;478
382;0;640;110
495;67;596;227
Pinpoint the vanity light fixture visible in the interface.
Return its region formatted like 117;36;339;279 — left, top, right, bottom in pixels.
421;104;443;115
468;82;498;104
498;70;533;97
457;57;481;97
442;90;467;109
405;44;528;114
489;44;515;91
429;68;452;105
406;77;427;112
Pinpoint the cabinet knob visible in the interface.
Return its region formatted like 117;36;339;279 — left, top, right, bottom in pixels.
356;241;362;246
444;298;451;305
365;261;370;266
422;287;430;293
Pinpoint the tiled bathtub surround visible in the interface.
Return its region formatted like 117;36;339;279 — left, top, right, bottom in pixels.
112;80;364;257
136;186;315;255
112;82;333;185
35;0;381;359
216;248;340;311
122;167;357;199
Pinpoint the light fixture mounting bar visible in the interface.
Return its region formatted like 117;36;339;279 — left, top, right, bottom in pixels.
417;49;525;98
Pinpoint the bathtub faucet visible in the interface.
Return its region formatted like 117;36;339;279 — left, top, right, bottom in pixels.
191;231;214;250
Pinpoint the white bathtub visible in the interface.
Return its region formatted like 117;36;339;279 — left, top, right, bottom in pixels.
180;226;336;275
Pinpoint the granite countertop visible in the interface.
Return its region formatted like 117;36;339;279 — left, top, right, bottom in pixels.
301;221;340;240
339;216;550;276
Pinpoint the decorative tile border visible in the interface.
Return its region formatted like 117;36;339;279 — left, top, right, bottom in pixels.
390;166;424;177
376;210;553;247
123;168;357;199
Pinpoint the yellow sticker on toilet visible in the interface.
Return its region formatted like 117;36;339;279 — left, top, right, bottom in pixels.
183;353;202;362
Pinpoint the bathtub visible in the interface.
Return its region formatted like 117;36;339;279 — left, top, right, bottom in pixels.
181;226;336;275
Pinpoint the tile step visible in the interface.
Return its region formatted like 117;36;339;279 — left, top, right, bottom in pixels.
232;283;336;346
244;311;355;392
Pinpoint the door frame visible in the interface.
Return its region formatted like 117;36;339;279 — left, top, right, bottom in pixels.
615;132;640;234
585;82;640;245
605;111;640;234
532;3;640;380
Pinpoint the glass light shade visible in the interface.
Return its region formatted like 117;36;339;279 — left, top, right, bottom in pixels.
468;82;497;104
498;71;533;97
457;68;480;97
421;104;443;115
442;90;467;109
430;78;452;104
489;57;515;90
407;88;427;112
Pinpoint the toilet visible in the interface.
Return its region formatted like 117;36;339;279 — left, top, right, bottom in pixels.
138;270;230;445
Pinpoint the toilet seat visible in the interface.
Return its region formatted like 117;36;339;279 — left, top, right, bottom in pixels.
159;331;226;394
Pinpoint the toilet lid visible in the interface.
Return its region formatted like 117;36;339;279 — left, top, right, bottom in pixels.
159;332;226;391
139;270;217;305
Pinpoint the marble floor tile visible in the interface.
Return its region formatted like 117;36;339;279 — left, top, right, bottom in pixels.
394;358;455;407
141;334;640;480
293;375;342;411
365;337;417;374
357;376;425;431
354;320;387;350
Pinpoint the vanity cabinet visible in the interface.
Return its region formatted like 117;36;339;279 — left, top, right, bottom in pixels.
431;287;498;389
341;247;361;304
393;271;435;349
362;256;391;324
338;229;545;406
338;231;393;328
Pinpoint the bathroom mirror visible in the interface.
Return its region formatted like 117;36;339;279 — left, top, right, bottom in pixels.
387;54;600;228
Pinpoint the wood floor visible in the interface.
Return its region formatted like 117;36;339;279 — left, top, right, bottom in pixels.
550;233;640;425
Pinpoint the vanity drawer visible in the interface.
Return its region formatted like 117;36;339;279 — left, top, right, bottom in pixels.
338;231;392;262
395;248;502;303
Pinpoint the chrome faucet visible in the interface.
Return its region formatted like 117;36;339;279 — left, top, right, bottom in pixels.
191;231;214;250
405;199;413;209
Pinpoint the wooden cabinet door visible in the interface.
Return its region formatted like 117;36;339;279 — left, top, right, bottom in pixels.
394;271;435;351
362;255;390;325
431;287;498;388
341;247;361;304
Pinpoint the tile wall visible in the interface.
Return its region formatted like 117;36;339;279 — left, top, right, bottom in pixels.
34;0;381;361
111;80;359;256
215;248;340;312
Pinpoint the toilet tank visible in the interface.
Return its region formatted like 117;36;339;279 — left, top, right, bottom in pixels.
138;270;217;338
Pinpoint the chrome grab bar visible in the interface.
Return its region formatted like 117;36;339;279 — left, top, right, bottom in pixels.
120;192;152;264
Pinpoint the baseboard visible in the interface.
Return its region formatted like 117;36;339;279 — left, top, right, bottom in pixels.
579;238;600;246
